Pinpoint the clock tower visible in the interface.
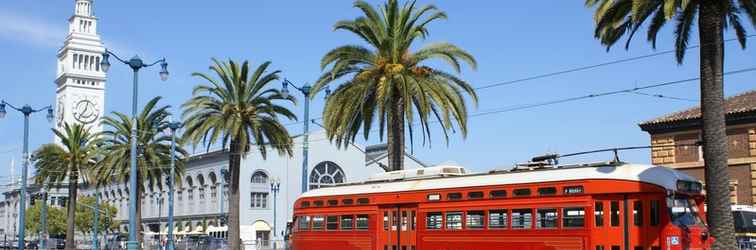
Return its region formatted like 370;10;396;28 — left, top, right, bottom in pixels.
55;0;106;136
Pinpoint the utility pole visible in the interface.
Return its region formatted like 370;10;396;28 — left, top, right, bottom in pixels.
281;79;330;194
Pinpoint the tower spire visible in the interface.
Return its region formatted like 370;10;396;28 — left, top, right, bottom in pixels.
55;0;106;142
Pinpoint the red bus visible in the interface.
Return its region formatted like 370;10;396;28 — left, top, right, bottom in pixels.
290;162;712;250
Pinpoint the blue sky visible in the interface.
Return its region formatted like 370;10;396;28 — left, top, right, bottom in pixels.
1;0;755;182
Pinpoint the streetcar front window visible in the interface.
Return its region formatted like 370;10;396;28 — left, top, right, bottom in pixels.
667;196;703;226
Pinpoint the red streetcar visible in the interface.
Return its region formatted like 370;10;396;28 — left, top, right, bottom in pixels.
290;160;712;250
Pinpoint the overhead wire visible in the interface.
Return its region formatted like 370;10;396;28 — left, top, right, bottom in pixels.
278;35;755;127
627;91;698;102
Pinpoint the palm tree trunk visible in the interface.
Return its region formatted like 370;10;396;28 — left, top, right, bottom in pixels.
387;97;405;171
698;3;737;249
64;174;78;250
228;139;242;249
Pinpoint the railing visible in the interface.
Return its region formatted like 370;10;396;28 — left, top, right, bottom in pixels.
242;240;289;250
741;241;756;250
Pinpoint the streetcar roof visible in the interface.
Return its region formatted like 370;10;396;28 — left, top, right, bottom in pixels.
299;163;699;198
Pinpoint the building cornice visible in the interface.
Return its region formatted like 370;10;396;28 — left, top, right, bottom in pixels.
640;110;756;134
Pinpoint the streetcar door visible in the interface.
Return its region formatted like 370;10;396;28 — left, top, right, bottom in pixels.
593;196;626;250
627;194;664;249
398;205;417;250
379;205;417;250
379;206;400;250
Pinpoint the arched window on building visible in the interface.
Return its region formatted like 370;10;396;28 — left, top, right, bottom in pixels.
209;171;218;199
251;170;269;184
309;161;346;190
186;176;194;201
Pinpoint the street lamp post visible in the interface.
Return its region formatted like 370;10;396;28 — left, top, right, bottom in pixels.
270;179;280;250
39;183;48;250
219;169;229;236
0;100;53;250
77;202;109;250
93;191;100;250
166;120;180;250
101;49;169;250
280;79;329;194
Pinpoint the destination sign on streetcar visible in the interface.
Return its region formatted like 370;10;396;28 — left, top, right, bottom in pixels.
289;160;713;250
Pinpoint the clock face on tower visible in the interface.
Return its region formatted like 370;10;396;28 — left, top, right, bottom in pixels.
72;97;100;124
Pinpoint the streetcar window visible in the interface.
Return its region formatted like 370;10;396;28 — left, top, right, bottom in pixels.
611;246;620;250
392;211;399;230
634;247;643;250
341;215;354;230
512;209;533;229
446;212;463;230
427;194;441;201
342;199;354;205
466;211;485;229
633;201;643;226
411;211;416;230
563;207;585;228
447;192;462;200
564;186;584;194
327;216;339;230
312;216;324;230
301;201;310;208
468;191;484;199
401;211;408;231
357;198;370;204
610;201;620;227
513;188;531;197
595;202;604;227
537;187;557;196
650;200;660;226
328;200;338;206
595;246;604;250
298;216;310;231
668;197;703;226
426;212;443;230
384;212;389;231
490;190;507;199
356;215;369;230
314;200;324;207
489;210;508;229
536;208;558;228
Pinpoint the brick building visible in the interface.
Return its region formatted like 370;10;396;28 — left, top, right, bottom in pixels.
639;90;756;205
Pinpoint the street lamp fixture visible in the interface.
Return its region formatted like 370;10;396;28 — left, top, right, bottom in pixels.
280;79;329;194
0;100;53;250
100;48;169;250
0;103;7;119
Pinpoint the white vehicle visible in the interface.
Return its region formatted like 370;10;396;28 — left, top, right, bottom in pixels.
733;205;756;250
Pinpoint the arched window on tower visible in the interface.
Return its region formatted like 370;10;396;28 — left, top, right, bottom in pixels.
251;171;268;184
309;161;346;190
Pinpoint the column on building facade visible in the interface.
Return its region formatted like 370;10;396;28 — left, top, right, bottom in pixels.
749;128;756;205
651;136;676;165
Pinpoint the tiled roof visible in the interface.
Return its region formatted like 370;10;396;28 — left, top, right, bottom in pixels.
640;90;756;125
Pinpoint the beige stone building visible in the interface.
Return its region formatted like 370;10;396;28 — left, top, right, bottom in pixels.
639;90;756;205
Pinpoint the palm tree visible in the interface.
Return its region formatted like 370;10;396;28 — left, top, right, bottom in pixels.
183;59;296;249
311;0;478;171
32;122;101;250
96;96;187;245
586;0;755;248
